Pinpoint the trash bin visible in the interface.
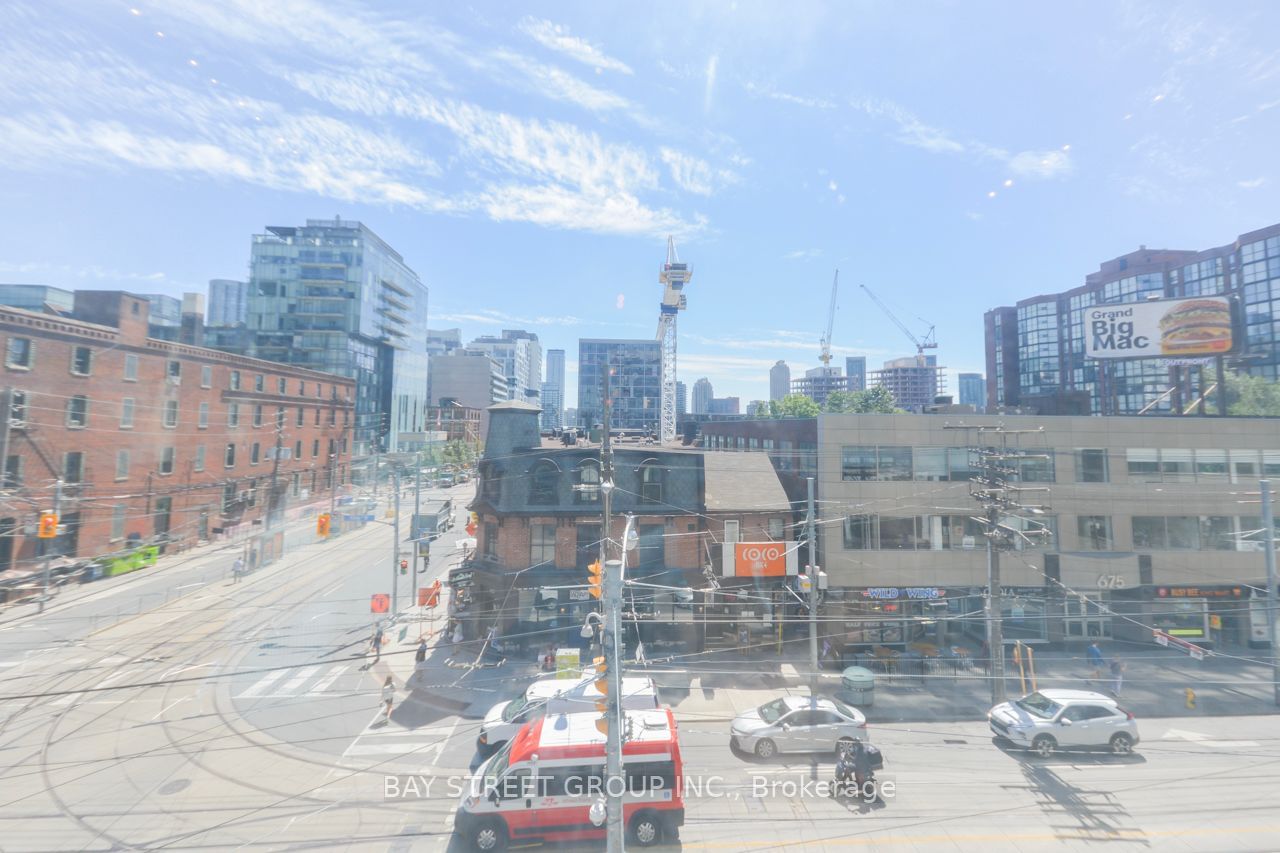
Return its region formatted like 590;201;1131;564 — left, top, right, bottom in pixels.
840;665;875;707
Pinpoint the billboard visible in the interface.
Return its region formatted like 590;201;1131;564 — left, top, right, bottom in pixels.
722;542;798;578
1084;296;1234;360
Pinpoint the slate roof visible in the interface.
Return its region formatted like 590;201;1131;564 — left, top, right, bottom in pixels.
702;452;791;512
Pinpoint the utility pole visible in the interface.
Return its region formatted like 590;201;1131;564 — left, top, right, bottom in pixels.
945;424;1051;707
985;502;1005;705
595;363;625;853
392;467;401;614
806;476;818;686
39;479;63;613
1261;480;1279;707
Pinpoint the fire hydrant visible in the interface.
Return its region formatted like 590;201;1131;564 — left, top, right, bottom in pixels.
1185;687;1196;709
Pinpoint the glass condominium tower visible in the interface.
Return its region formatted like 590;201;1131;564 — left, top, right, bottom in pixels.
243;217;429;458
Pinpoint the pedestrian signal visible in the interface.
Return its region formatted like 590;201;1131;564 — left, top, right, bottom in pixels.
37;512;58;539
587;561;604;599
316;513;331;537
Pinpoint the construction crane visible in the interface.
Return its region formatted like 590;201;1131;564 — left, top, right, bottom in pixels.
859;283;937;366
819;270;839;366
656;236;690;444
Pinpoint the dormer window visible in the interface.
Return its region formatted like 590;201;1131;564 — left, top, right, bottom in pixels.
639;459;664;504
529;459;559;505
574;460;601;504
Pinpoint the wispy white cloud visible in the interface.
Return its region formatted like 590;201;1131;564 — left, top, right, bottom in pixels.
518;17;632;75
432;308;586;327
489;49;634;113
784;249;822;260
849;96;1073;180
659;148;739;196
1238;177;1267;189
704;55;719;113
743;81;834;110
0;260;178;285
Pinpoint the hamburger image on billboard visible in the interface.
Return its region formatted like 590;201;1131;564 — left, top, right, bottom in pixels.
1157;298;1232;355
1085;296;1234;360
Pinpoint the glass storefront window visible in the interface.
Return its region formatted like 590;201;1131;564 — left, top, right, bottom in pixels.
843;515;875;549
1132;516;1165;549
1199;516;1235;551
1167;515;1199;549
878;516;921;549
947;447;978;482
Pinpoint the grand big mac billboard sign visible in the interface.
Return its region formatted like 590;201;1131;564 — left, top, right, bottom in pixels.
1084;296;1236;360
722;542;799;578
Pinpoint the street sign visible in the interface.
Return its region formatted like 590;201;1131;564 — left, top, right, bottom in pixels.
1153;628;1206;660
370;593;390;614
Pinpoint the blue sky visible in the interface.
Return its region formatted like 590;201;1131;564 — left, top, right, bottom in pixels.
1;1;1278;407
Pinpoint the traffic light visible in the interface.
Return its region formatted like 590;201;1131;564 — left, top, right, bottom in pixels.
399;559;409;575
37;512;58;539
587;561;604;600
316;513;331;537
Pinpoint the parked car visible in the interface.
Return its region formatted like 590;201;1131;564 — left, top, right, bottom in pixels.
988;689;1139;757
730;695;867;759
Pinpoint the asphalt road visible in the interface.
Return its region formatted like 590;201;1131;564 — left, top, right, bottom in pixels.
1;480;1278;851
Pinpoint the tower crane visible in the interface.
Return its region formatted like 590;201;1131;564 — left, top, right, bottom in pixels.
656;236;690;444
859;283;937;366
819;270;838;366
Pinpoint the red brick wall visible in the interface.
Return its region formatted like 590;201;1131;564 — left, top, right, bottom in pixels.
1;308;355;575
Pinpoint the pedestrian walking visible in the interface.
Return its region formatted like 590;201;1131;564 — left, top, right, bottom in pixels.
414;637;427;665
1087;641;1105;682
738;624;750;656
1110;656;1126;697
231;555;245;584
369;625;384;665
381;676;395;721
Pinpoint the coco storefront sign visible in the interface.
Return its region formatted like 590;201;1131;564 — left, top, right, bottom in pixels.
861;587;946;601
722;542;799;578
1084;296;1235;360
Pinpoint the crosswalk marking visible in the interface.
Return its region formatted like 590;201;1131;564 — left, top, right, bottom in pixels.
235;670;287;698
280;666;321;694
307;665;349;695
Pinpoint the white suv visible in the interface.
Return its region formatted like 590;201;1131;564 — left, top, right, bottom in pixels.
988;689;1139;758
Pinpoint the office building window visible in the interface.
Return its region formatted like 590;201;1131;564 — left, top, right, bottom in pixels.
66;395;88;428
227;402;240;427
167;360;181;381
841;446;877;480
1077;515;1112;550
1126;449;1160;481
1194;450;1228;480
124;353;138;381
277;377;287;394
3;455;21;488
1077;449;1109;482
115;450;130;480
120;397;134;428
64;451;84;483
160;446;175;475
250;442;260;465
253;404;263;427
254;374;264;392
296;407;304;427
913;447;949;481
71;346;92;376
7;390;24;423
229;370;241;390
295;440;303;460
194;444;205;472
198;402;209;428
224;443;236;467
843;514;876;549
312;439;319;458
6;337;33;369
530;523;556;566
875;447;913;481
163;400;179;428
201;364;212;388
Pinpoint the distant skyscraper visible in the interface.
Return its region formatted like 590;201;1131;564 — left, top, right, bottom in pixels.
426;328;462;357
577;339;662;431
541;348;565;429
468;330;542;403
791;366;848;407
676;381;687;416
958;373;985;411
707;397;740;415
845;356;867;392
234;217;429;457
769;360;791;401
207;279;249;326
870;355;941;412
691;377;714;414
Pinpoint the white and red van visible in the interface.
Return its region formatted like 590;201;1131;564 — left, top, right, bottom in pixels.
455;707;684;850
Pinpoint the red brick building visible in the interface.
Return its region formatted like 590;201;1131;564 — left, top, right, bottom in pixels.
0;291;355;578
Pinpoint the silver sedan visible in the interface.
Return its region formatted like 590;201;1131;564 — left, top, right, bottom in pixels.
730;696;868;759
